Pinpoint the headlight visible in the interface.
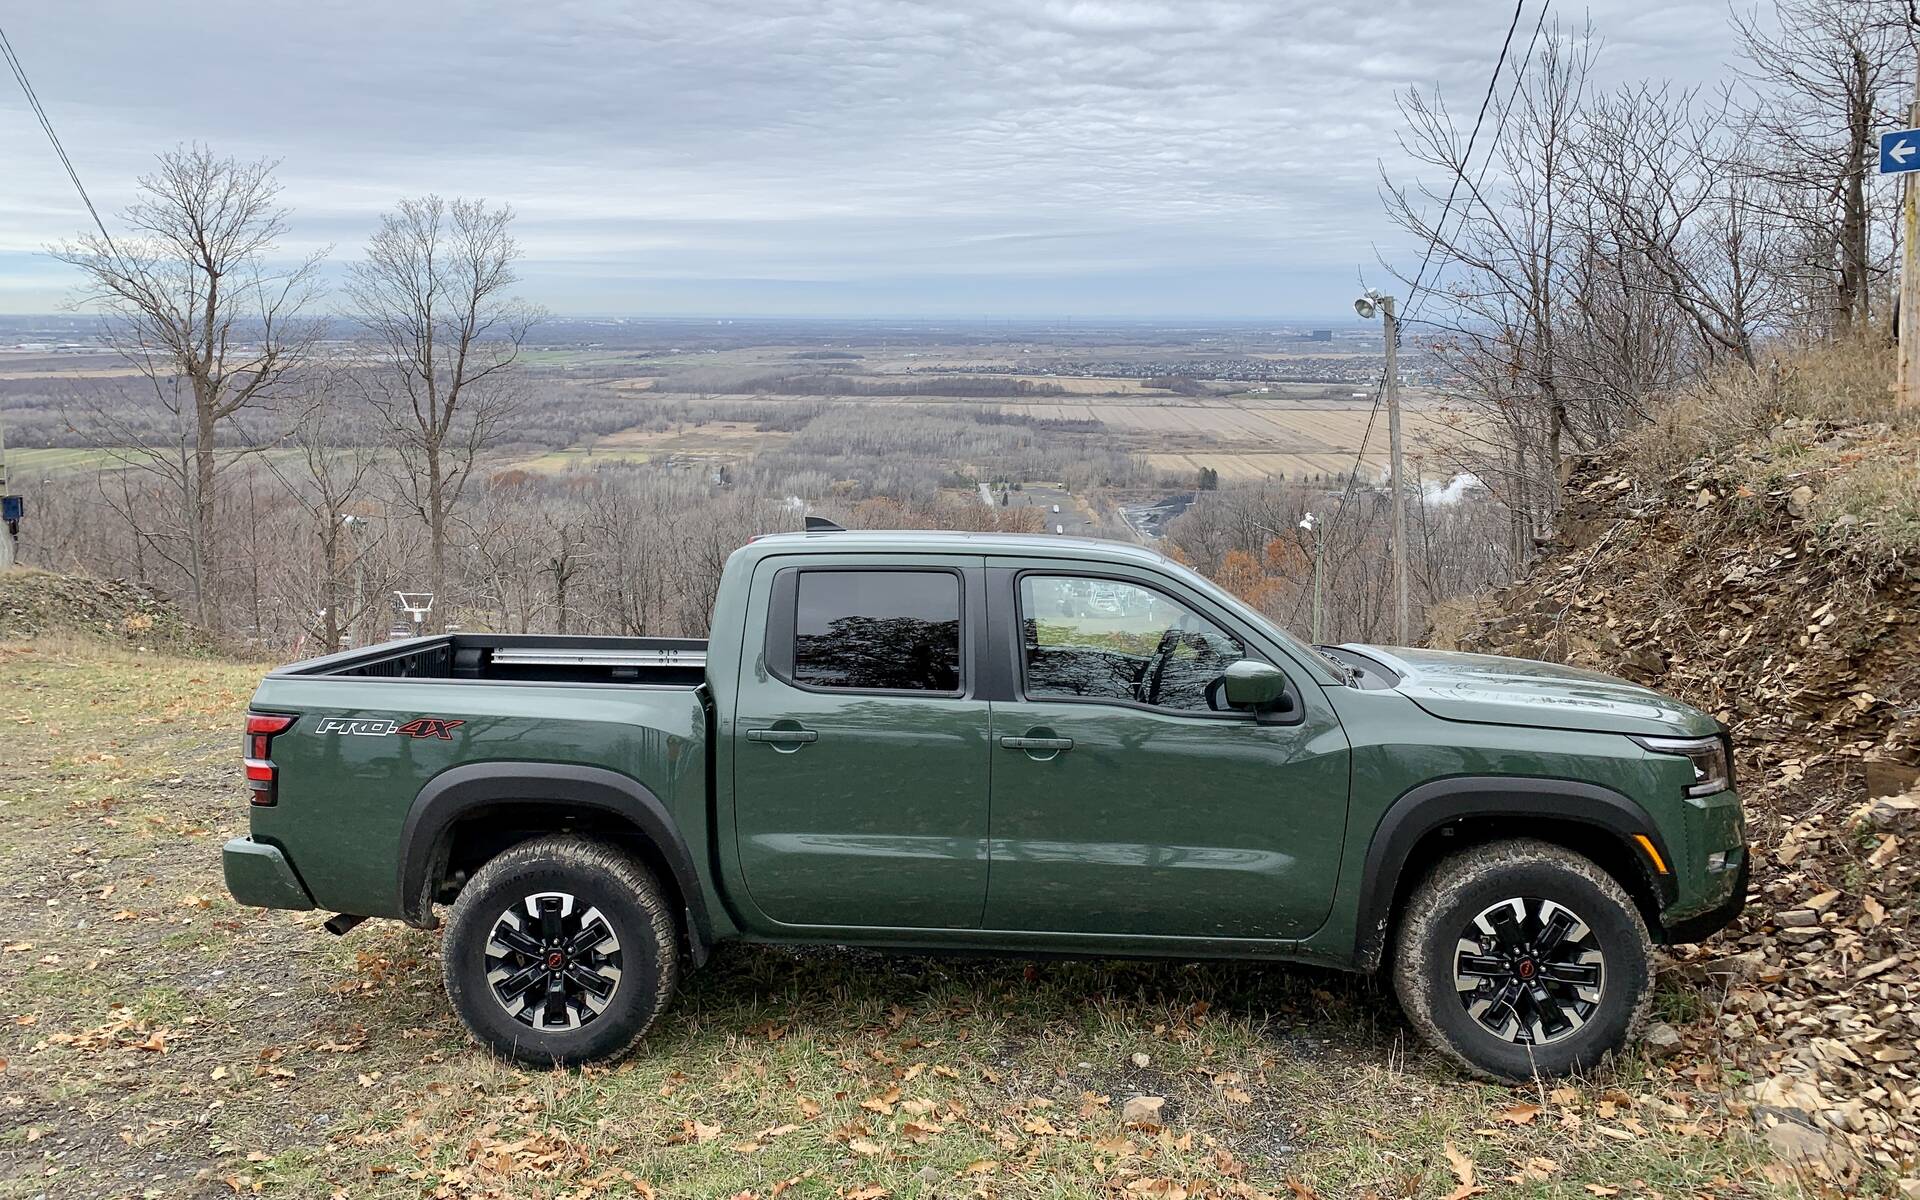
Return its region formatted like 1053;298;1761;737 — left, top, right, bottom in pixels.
1633;734;1732;797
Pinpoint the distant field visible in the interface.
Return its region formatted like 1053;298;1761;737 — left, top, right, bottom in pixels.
512;419;786;473
7;447;136;476
1147;451;1393;482
996;397;1468;481
1001;375;1162;394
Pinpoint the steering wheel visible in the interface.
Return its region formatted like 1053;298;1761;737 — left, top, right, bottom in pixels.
1140;627;1187;707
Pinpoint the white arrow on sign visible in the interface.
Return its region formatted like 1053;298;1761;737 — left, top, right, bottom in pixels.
1893;138;1917;165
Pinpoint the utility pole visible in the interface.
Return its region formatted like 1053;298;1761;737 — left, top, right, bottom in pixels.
1299;511;1324;643
1355;289;1411;644
1901;69;1920;410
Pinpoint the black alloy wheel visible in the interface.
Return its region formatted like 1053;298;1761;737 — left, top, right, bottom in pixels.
484;891;625;1031
1452;895;1605;1046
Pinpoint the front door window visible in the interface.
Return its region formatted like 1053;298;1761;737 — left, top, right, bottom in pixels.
1020;575;1244;712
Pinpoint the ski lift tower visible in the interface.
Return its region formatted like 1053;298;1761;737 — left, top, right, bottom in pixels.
395;591;435;636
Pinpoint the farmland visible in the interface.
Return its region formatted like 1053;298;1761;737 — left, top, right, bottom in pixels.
2;317;1476;571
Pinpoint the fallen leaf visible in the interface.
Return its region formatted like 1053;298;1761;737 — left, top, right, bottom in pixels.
1442;1141;1486;1200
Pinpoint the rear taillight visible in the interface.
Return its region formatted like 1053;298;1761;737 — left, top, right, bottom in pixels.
244;713;296;806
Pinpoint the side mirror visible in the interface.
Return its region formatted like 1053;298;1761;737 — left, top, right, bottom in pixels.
1223;659;1289;711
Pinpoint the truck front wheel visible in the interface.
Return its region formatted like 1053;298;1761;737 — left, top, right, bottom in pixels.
441;835;680;1067
1393;838;1652;1081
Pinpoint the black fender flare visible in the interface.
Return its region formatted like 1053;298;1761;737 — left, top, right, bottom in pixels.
397;761;711;961
1353;775;1675;972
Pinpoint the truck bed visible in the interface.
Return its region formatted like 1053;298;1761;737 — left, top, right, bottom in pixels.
272;634;709;687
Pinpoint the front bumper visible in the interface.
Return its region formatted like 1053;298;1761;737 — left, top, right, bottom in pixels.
1660;852;1749;944
223;837;316;911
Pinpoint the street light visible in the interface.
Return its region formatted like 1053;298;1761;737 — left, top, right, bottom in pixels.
1353;288;1410;645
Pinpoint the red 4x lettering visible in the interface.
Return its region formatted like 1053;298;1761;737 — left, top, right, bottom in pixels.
394;717;464;740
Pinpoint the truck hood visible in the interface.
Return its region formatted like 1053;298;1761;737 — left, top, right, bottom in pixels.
1340;645;1721;738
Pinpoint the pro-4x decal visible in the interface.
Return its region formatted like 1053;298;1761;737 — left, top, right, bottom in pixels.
314;716;465;740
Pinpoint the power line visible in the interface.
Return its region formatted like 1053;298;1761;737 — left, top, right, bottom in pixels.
1281;0;1542;639
1399;0;1546;322
0;22;118;254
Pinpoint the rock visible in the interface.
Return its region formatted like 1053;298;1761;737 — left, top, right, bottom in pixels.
1762;1116;1835;1169
1620;645;1667;676
1121;1095;1165;1125
1866;761;1920;799
1698;950;1766;981
1643;1022;1683;1058
1775;909;1819;927
1786;485;1815;518
917;1166;944;1185
1865;794;1920;835
1748;1075;1824;1112
1129;1051;1150;1069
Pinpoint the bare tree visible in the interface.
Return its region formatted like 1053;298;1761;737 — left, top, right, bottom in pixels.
1577;82;1794;370
346;196;541;628
268;376;382;652
1733;0;1910;337
1382;23;1596;541
48;145;324;627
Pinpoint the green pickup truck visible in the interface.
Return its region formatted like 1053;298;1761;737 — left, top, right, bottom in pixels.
225;526;1746;1080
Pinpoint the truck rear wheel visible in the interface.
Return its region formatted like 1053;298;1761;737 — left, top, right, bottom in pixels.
441;835;679;1067
1393;838;1652;1081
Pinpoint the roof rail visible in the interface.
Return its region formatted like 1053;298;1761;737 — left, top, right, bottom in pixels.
804;515;846;532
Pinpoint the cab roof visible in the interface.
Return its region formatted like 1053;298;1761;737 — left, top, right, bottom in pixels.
744;528;1177;568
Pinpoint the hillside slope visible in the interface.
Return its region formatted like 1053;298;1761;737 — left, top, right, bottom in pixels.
1450;349;1920;1178
0;565;210;653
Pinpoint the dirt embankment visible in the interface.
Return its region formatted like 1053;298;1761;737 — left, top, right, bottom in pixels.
1447;353;1920;1181
0;565;211;654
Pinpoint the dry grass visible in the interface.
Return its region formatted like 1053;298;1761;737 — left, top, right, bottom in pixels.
1822;452;1920;563
1618;341;1905;478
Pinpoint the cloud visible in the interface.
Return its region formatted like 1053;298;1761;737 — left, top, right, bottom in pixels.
0;0;1754;316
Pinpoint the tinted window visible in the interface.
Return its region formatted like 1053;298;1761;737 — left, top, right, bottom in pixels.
793;571;962;692
1020;576;1244;712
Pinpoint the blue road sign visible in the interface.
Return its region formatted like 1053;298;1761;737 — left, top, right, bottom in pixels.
1881;128;1920;174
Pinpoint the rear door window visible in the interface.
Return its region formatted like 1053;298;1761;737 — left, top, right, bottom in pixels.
792;570;963;692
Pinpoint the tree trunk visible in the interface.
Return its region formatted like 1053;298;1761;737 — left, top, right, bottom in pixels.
321;520;343;650
426;441;446;632
192;402;218;631
1837;46;1872;336
1510;441;1529;565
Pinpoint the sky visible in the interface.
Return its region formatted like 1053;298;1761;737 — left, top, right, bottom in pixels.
1;1;1747;319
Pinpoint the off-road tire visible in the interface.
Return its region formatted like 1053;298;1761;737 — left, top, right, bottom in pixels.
442;835;679;1067
1393;838;1652;1081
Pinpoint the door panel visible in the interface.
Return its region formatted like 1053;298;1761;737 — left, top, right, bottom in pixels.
983;570;1349;940
733;559;991;929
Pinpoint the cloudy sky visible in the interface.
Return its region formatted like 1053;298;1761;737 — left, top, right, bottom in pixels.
2;1;1746;319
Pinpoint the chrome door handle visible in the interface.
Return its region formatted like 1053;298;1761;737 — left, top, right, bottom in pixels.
999;735;1073;752
748;728;819;745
